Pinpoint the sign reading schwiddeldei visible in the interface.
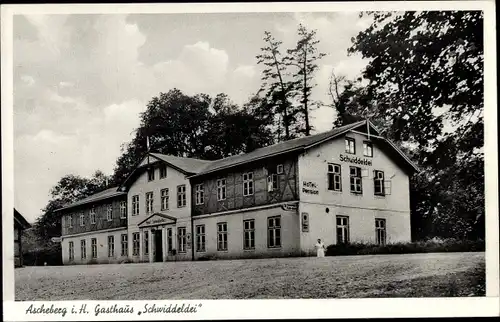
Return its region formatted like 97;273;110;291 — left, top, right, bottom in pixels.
339;154;372;166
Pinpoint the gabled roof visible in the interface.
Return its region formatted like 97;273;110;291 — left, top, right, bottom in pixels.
137;212;177;227
119;153;214;189
14;208;31;229
54;187;126;212
150;153;214;174
190;120;372;177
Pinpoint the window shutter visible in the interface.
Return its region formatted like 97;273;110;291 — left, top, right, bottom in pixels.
384;180;392;195
361;168;369;177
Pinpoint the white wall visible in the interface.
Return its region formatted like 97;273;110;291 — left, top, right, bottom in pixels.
192;205;301;259
127;159;193;262
298;131;411;211
61;228;127;265
297;131;412;253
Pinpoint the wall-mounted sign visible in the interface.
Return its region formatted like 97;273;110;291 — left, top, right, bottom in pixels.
302;181;319;195
186;233;192;248
146;217;170;226
282;203;298;211
302;212;309;232
339;154;372;166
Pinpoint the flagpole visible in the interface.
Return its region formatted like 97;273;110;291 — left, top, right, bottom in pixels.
366;118;371;140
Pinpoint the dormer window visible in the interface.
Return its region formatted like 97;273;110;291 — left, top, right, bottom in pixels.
147;168;155;181
345;137;355;154
363;141;373;157
159;165;167;179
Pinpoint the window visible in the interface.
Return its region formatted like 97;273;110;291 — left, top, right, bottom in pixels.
80;240;86;259
374;170;385;196
345;137;355;154
277;164;284;174
217;222;228;251
243;219;255;250
196;225;206;252
267;174;278;192
120;201;127;219
327;163;342;191
336;216;349;244
91;238;97;258
79;213;85;226
177;227;187;253
350;166;362;194
68;241;74;261
132;233;140;256
243;172;254;196
90;208;96;224
195;184;204;205
132;195;139;216
146;192;154;213
167;228;173;252
144;231;149;255
376;218;386;245
159;165;167;179
268;216;281;248
161;188;169;210
108;235;115;257
217;179;226;201
121;234;128;256
147;168;155;181
68;215;73;228
177;185;186;208
363;141;373;157
107;204;113;221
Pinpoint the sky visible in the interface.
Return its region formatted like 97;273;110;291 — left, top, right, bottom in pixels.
13;12;373;223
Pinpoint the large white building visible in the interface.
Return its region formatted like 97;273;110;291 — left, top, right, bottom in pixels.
56;120;419;264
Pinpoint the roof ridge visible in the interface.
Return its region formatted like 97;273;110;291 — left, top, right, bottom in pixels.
202;120;366;162
150;152;214;163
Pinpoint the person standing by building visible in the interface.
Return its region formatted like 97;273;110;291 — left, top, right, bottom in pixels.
315;239;325;257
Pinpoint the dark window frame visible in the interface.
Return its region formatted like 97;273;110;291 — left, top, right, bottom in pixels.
267;216;282;248
345;137;356;154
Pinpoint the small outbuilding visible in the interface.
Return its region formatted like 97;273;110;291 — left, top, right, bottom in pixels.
14;208;31;267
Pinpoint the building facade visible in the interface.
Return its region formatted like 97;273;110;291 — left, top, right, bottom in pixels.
57;120;418;264
58;188;128;264
14;209;31;267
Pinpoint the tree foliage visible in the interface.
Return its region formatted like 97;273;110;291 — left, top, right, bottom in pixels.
344;11;484;239
112;89;274;184
286;24;326;136
34;171;111;244
256;31;300;141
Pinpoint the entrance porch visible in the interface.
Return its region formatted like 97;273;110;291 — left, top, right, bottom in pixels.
138;213;178;263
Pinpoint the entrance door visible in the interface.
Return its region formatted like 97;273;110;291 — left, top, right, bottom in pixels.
154;230;163;262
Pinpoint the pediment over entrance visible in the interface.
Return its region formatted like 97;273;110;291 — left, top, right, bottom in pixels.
138;213;177;228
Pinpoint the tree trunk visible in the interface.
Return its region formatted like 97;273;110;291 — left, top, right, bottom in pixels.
303;47;310;136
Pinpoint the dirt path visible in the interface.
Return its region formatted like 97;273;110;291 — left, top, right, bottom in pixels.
15;252;485;300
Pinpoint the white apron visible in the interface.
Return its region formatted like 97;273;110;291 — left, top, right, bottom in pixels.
315;242;325;257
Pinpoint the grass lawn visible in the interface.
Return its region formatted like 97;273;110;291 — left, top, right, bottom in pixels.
15;252;485;300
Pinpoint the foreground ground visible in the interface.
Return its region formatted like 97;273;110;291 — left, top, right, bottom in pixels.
15;252;485;300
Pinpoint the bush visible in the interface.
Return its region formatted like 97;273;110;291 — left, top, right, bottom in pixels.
326;238;484;256
23;247;63;266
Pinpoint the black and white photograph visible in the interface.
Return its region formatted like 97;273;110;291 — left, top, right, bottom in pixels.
2;1;498;320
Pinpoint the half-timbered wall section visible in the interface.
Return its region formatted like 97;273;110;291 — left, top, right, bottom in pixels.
191;154;299;217
60;194;127;236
